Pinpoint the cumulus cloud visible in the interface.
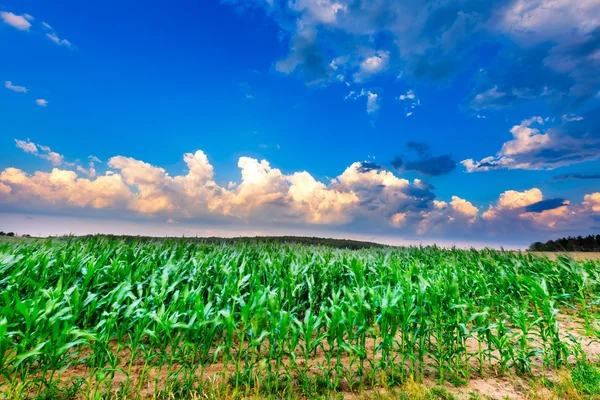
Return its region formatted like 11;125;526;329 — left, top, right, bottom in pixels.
5;81;27;93
462;114;600;171
583;192;600;213
35;99;48;107
3;143;600;240
480;188;581;231
1;11;32;30
392;142;457;176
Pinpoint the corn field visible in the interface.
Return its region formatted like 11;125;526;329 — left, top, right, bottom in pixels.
1;237;599;399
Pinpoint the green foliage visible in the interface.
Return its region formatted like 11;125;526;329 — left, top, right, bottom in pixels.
0;237;599;398
530;234;600;252
426;387;456;400
571;361;600;395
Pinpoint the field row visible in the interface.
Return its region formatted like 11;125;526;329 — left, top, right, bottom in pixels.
1;239;600;399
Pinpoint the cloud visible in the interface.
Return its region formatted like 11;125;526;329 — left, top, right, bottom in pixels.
3;144;600;241
46;32;74;48
345;89;380;115
583;192;600;213
552;173;600;181
403;155;457;176
462;114;600;171
353;51;390;82
35;99;48;107
1;11;76;50
479;188;583;231
469;86;509;111
15;139;64;166
524;198;568;213
224;0;599;130
15;139;38;154
392;142;457;176
366;92;380;114
357;161;381;173
399;90;416;101
1;11;32;31
5;81;27;93
406;141;430;157
76;156;99;178
398;90;420;116
40;18;75;49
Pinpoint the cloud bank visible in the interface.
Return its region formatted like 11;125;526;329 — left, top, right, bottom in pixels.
2;142;598;242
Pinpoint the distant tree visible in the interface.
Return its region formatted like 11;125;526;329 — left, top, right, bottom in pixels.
0;231;5;236
22;234;31;238
529;234;600;252
6;232;15;237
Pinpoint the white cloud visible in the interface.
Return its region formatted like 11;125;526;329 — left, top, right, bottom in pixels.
366;92;379;114
3;145;599;240
583;192;600;213
500;0;600;44
345;89;380;115
462;116;599;172
398;89;420;116
471;86;507;110
353;51;390;82
499;117;548;156
15;139;38;154
46;32;74;48
398;90;416;101
5;81;27;93
562;113;584;122
482;188;543;220
290;0;347;24
76;157;98;178
14;139;64;166
1;11;32;31
35;99;48;107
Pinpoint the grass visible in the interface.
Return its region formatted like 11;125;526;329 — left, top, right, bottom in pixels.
1;237;600;399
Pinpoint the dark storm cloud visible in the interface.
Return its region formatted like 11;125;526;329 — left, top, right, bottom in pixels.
404;155;457;176
552;173;600;181
406;141;431;157
390;157;403;170
393;142;457;176
357;161;382;173
523;198;568;213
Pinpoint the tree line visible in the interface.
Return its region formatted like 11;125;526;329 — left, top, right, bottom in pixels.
529;234;600;252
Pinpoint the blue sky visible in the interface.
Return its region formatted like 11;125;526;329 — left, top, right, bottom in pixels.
1;0;599;247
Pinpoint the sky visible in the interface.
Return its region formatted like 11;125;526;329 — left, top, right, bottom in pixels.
1;0;599;248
